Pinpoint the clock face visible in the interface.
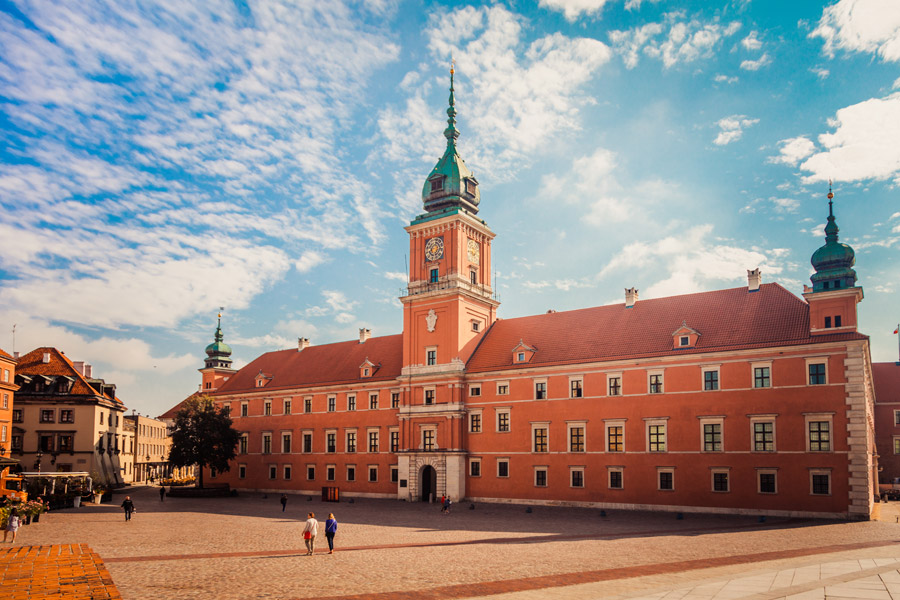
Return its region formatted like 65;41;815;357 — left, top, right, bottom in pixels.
467;239;480;265
424;237;444;262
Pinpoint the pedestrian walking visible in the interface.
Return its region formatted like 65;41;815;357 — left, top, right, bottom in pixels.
325;513;337;554
443;496;451;514
3;508;19;543
159;486;166;502
281;494;288;512
302;512;318;555
440;494;446;512
121;496;135;521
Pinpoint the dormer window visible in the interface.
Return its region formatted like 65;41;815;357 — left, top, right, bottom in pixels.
255;372;273;388
466;178;477;195
672;321;700;349
430;177;444;192
517;352;525;362
679;336;689;347
512;341;536;364
359;359;376;379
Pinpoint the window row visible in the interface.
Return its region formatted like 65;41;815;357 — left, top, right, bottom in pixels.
242;429;401;455
236;392;402;417
468;459;832;495
468;361;829;400
468;413;835;453
234;463;400;484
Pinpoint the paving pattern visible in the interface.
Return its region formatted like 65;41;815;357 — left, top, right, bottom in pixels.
6;487;900;600
0;543;121;599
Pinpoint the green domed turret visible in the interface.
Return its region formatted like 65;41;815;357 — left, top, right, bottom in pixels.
204;313;233;369
421;63;480;215
810;186;857;292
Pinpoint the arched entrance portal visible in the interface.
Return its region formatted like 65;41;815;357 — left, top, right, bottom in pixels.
420;465;437;502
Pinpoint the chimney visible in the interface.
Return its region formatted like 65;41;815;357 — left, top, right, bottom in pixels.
625;287;639;308
298;337;311;351
73;361;84;374
359;328;371;343
747;268;761;292
42;352;50;363
13;352;19;359
84;364;92;378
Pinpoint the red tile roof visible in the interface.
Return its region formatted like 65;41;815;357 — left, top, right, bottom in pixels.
15;347;125;407
874;362;900;404
0;348;13;361
466;283;867;372
158;392;201;420
215;334;403;395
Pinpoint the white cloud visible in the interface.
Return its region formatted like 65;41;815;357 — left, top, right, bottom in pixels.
811;0;900;62
741;31;762;51
713;115;759;145
295;251;327;273
795;92;900;184
597;224;784;298
539;0;613;21
770;136;816;166
383;271;407;282
810;67;830;79
714;74;738;84
740;53;772;70
624;0;662;10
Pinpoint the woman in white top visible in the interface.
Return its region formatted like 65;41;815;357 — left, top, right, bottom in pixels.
302;512;318;555
3;507;20;543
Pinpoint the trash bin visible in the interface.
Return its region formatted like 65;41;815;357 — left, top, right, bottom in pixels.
73;496;81;508
321;486;339;502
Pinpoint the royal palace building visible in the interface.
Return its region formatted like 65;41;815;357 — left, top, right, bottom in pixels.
202;71;877;519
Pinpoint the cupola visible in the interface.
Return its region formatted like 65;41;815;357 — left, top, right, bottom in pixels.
421;62;480;215
204;312;233;369
810;185;857;293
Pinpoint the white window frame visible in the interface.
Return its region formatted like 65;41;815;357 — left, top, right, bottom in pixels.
345;429;357;453
648;370;664;394
757;468;778;494
347;394;356;411
306;464;316;481
710;467;730;493
496;408;511;433
605;419;626;453
301;430;314;453
569;466;585;488
496;381;509;395
326;464;336;482
268;464;277;480
657;467;675;491
325;429;338;454
469;384;482;397
468;409;483;434
497;457;510;478
749;415;777;452
238;464;246;479
425;346;437;366
389;427;400;453
893;436;900;455
894;410;900;426
368;464;378;483
240;402;248;417
420;425;437;451
805;413;834;452
533;378;548;400
645;418;668;453
810;468;832;495
280;430;292;454
469;457;482;477
567;421;587;453
531;422;550;453
424;386;436;405
346;464;356;482
805;357;828;386
569;377;583;398
699;417;725;452
752;361;773;388
283;464;292;480
607;466;624;490
283;398;292;414
607;372;623;396
701;365;721;391
367;428;380;453
261;432;272;455
534;466;548;487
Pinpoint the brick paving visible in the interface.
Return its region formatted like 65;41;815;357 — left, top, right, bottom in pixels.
0;543;121;599
6;487;900;600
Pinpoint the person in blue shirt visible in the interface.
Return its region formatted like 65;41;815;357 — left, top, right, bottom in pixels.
325;513;338;554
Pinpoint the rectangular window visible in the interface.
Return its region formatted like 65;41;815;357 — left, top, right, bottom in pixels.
348;396;356;411
422;389;435;405
391;392;400;408
703;370;719;391
470;458;481;477
835;315;842;327
302;433;312;453
239;465;246;479
12;409;22;423
607;425;623;452
264;401;272;416
497;459;509;478
368;466;378;482
282;433;292;453
327;397;336;412
535;467;548;487
894;438;900;455
535;382;547;400
326;433;336;453
703;423;722;452
569;426;585;453
649;374;663;394
470;270;477;285
241;403;248;417
40;409;55;423
57;434;73;452
304;398;312;413
284;466;292;480
262;434;272;454
422;429;435;451
895;410;900;426
533;427;548;453
269;465;277;480
809;421;831;451
570;379;583;398
426;350;436;366
59;409;74;423
811;472;830;495
40;434;54;452
497;383;509;395
284;399;291;414
327;466;336;481
390;430;399;453
570;468;584;488
497;410;510;432
368;431;379;453
307;465;316;480
608;376;622;396
658;470;674;491
712;471;729;492
470;413;481;433
759;471;776;494
753;421;775;451
239;435;248;454
429;268;439;283
369;393;378;410
825;316;832;328
754;366;771;388
809;363;826;385
648;423;666;452
609;469;623;489
391;466;399;483
469;385;481;397
11;435;22;451
347;466;356;481
346;431;357;453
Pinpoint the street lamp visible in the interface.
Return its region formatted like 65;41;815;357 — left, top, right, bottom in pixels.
34;450;43;474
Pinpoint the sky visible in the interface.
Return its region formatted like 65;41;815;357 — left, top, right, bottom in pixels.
1;0;899;417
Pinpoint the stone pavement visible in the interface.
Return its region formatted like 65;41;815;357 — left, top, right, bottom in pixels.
0;543;121;599
7;486;900;600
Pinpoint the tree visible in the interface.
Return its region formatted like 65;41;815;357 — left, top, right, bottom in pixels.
168;396;240;489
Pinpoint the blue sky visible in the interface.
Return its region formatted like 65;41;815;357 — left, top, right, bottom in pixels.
1;0;898;416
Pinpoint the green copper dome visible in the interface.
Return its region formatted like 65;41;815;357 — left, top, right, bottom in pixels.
810;188;857;292
421;65;480;215
204;313;233;369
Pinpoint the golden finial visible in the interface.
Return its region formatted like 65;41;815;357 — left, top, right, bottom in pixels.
827;179;833;200
450;56;455;76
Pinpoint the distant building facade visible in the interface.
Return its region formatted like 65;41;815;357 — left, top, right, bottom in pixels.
873;362;900;484
199;74;877;519
13;348;127;486
125;414;170;483
0;348;18;472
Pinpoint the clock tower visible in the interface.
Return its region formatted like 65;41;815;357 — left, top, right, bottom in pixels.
397;66;499;502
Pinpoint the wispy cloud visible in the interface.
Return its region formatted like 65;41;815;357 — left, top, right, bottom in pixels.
713;115;759;145
740;53;772;71
538;0;614;21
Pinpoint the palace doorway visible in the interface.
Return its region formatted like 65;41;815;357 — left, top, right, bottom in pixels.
420;465;437;502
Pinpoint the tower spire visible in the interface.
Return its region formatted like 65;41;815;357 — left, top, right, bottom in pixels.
810;183;857;292
444;59;459;147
